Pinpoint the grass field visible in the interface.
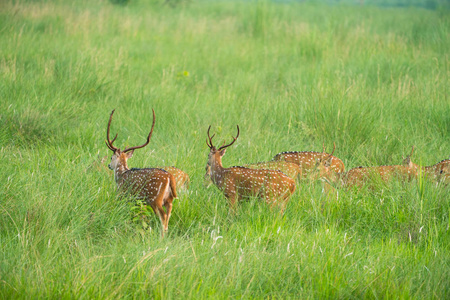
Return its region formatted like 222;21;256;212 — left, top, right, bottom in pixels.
1;0;449;298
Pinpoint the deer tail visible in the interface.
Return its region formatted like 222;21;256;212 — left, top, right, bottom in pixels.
168;173;178;198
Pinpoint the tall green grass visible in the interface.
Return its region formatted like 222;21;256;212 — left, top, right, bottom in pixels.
1;0;449;298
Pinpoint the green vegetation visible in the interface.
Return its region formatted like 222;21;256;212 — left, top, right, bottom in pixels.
1;0;449;298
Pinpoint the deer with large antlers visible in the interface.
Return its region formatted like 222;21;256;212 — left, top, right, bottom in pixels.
272;144;345;181
205;125;296;213
106;109;177;237
402;146;450;185
312;145;416;190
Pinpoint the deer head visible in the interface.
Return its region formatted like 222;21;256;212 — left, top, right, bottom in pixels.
106;109;155;174
402;145;430;179
402;146;417;169
311;143;337;182
205;125;240;180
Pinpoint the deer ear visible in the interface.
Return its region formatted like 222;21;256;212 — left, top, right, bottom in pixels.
219;149;226;156
324;158;332;168
126;150;134;158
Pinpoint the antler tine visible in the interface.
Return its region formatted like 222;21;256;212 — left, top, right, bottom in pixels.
106;109;119;152
105;133;118;151
123;108;156;153
218;125;240;151
321;142;326;160
323;142;336;162
111;133;118;144
206;125;216;149
409;145;415;158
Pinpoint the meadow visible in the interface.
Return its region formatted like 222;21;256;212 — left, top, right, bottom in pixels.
1;0;449;298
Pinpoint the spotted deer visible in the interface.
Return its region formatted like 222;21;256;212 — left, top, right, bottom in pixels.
313;145;416;189
204;161;300;188
243;161;301;180
158;166;190;190
272;144;345;180
106;109;177;237
205;125;296;213
402;146;450;184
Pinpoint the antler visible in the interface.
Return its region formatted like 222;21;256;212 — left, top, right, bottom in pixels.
218;125;240;151
206;125;240;151
106;109;119;152
408;145;415;158
123;108;156;153
322;142;336;162
206;125;216;149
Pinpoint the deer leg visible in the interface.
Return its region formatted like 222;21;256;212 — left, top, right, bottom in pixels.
151;198;167;237
226;192;238;214
164;200;173;233
278;201;287;214
262;186;278;212
323;182;338;200
154;206;167;237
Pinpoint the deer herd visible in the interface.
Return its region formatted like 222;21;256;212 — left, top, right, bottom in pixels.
105;109;450;236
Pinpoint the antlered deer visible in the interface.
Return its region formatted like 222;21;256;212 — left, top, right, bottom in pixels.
106;109;177;237
205;125;296;213
272;144;345;180
402;146;450;185
313;145;415;189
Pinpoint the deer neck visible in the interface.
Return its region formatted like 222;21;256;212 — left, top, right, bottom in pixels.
210;157;226;189
114;159;130;184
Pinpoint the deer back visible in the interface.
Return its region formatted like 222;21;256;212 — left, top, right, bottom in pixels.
427;159;450;179
218;166;296;202
344;165;415;188
273;151;345;177
118;168;177;200
243;161;301;180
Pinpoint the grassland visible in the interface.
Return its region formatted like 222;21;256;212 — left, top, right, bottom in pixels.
1;0;449;298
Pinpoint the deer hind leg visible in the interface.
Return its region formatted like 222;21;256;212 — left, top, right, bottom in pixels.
260;185;280;212
149;193;167;237
153;180;173;236
275;194;288;215
164;200;173;233
162;180;175;234
148;201;166;237
153;205;167;237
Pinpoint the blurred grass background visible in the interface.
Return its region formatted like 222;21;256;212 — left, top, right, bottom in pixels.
0;0;449;298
